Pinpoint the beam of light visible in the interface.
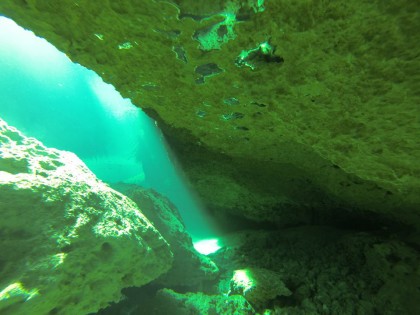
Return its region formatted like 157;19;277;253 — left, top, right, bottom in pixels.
0;17;220;241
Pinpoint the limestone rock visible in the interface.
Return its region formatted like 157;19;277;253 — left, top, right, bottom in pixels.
112;183;219;288
0;119;173;315
155;288;255;315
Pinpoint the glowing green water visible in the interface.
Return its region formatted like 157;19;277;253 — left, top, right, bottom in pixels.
0;17;218;244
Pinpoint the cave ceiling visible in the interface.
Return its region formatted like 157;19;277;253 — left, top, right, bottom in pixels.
0;0;419;226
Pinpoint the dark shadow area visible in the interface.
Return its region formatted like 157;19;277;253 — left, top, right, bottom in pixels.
92;284;161;315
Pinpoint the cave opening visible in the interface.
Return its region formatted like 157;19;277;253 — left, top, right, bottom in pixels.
0;16;219;251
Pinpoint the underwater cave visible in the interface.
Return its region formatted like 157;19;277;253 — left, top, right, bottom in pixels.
0;1;419;315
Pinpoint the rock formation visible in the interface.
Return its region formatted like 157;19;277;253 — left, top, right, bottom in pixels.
112;183;219;288
0;0;418;229
0;118;172;315
209;226;420;314
155;288;255;315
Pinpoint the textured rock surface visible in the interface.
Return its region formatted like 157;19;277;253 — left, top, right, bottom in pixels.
0;0;419;227
211;227;420;314
155;288;255;315
112;183;219;287
0;119;172;315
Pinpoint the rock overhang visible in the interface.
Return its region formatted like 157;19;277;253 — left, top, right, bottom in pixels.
0;0;419;228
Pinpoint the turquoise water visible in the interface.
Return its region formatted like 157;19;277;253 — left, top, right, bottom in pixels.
0;17;218;243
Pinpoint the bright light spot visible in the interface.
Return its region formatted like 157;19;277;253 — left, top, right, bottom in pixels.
193;238;222;255
51;253;67;269
118;42;133;50
232;269;254;295
94;33;104;40
0;282;39;302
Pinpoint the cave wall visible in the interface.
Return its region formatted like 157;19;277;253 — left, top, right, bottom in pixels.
1;0;419;228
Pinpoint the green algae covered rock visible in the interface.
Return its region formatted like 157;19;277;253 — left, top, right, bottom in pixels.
155;288;255;315
212;227;420;314
0;0;419;227
112;183;219;288
0;119;173;315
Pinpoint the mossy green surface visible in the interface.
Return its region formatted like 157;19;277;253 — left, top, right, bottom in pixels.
155;288;255;315
0;0;418;224
0;119;172;315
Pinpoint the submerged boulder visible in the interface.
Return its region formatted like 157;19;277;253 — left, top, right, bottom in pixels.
155;288;255;315
112;183;219;288
0;118;173;315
